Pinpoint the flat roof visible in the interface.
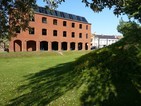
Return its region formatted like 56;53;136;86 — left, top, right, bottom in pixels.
95;35;116;39
35;7;89;24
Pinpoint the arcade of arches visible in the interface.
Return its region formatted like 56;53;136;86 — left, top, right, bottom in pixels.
11;40;90;52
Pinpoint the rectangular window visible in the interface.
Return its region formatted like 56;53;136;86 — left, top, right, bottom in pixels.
86;34;88;39
72;32;75;38
53;30;57;36
42;17;47;23
63;31;67;37
69;14;73;19
30;16;35;22
79;33;82;38
63;21;67;26
29;28;35;35
42;29;47;35
79;24;82;29
72;23;75;28
86;25;88;30
53;19;57;25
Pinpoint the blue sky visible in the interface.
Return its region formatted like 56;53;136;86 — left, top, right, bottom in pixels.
37;0;128;35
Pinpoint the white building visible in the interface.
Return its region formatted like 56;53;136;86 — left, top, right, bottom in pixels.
91;34;122;49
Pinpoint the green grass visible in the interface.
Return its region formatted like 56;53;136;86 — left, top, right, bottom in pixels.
0;51;90;106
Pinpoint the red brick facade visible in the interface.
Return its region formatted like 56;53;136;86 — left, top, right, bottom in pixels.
9;10;91;52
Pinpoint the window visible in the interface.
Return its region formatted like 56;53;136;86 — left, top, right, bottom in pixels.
63;21;67;26
86;33;88;39
53;30;57;36
72;32;75;38
79;33;82;38
42;17;47;23
63;31;67;37
72;23;75;28
42;29;47;35
53;19;57;25
86;25;88;30
60;12;65;18
30;16;35;22
79;24;82;29
76;16;81;21
69;14;73;19
29;28;35;35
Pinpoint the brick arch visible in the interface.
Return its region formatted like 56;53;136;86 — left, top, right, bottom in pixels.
52;41;58;50
27;40;36;51
78;42;83;50
70;42;75;50
85;43;88;50
40;41;48;51
61;42;67;50
14;40;22;52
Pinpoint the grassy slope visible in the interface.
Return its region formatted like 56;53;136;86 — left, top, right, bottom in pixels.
0;51;90;106
73;35;141;105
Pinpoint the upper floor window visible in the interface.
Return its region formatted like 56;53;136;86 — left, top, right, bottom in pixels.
72;32;75;38
30;16;35;22
42;29;47;35
63;21;67;26
53;30;57;36
42;17;47;23
79;24;82;29
29;28;35;35
72;23;75;28
79;33;82;38
86;33;88;39
53;19;57;25
63;31;67;37
86;25;88;30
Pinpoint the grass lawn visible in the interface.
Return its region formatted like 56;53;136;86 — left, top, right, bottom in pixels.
0;51;90;106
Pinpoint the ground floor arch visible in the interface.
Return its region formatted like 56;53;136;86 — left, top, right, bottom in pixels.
78;42;82;50
27;40;36;51
70;42;75;50
14;40;22;52
52;41;58;50
61;42;67;50
85;43;88;50
10;40;90;52
40;41;48;51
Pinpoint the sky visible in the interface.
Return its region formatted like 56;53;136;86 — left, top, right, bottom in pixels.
37;0;129;35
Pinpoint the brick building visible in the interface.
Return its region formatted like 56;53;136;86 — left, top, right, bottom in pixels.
9;7;91;52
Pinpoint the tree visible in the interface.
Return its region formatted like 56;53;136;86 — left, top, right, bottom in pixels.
0;0;36;39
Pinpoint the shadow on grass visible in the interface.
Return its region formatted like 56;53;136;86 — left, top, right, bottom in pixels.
78;38;141;106
7;61;82;106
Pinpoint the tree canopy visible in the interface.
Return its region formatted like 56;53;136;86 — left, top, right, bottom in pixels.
0;0;141;39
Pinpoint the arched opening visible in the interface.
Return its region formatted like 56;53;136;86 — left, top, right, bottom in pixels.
85;43;88;50
70;42;75;50
40;41;48;51
52;41;58;50
62;42;67;50
27;40;36;51
78;42;82;50
14;40;22;52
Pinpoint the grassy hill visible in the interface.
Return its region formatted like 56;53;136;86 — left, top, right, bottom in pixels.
72;21;141;106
